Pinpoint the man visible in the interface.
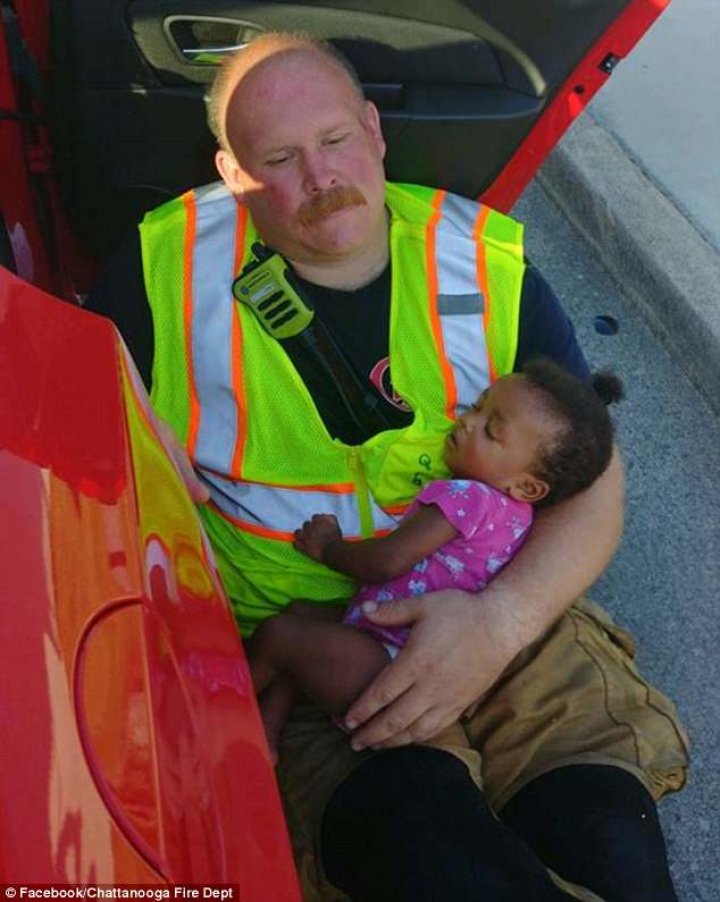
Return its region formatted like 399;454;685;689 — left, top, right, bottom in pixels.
87;32;688;901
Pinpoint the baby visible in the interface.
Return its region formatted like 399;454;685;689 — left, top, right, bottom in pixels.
247;358;623;760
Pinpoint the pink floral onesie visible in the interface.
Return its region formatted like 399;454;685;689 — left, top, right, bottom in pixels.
344;479;533;652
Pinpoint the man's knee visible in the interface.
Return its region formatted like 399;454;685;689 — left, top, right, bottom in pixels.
324;746;481;826
321;748;573;901
321;747;486;896
501;764;677;901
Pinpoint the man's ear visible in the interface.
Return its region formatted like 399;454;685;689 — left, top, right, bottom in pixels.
507;475;550;505
365;101;386;159
215;149;247;199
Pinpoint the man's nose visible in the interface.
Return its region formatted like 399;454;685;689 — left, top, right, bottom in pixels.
302;151;336;194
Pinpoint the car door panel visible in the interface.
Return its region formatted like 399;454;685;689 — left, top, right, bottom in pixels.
47;1;665;258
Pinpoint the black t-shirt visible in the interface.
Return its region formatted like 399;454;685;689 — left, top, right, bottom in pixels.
85;232;589;442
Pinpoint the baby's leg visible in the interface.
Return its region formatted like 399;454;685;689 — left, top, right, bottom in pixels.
257;675;300;765
247;617;305;761
249;613;391;718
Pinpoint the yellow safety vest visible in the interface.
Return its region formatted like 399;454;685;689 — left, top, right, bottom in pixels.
140;181;525;633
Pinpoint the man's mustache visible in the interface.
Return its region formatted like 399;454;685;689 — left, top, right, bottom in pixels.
298;186;367;226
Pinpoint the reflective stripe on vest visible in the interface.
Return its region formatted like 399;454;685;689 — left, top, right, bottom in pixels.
186;183;247;470
433;190;493;415
204;472;398;541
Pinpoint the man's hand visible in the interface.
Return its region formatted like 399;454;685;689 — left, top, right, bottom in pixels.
294;513;343;562
344;589;522;749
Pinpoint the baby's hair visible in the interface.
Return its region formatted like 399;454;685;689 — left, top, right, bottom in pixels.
520;358;624;507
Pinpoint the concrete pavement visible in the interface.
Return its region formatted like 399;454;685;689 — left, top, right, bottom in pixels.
521;3;720;897
515;178;720;902
537;0;720;414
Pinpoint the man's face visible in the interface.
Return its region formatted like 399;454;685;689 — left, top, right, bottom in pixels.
216;50;387;266
443;376;556;503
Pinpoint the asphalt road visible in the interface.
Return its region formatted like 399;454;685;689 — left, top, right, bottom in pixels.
514;180;720;902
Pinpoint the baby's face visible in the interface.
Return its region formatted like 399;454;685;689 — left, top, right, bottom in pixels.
443;375;557;502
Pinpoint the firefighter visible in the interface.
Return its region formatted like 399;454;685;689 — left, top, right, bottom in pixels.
88;32;687;901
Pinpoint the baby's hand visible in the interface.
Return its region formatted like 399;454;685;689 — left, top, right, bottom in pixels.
294;514;342;563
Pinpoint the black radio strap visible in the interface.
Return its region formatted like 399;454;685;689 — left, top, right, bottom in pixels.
284;310;396;446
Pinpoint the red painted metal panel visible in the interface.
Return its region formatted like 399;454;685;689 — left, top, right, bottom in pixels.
0;0;95;298
0;269;301;897
0;270;161;882
0;8;53;288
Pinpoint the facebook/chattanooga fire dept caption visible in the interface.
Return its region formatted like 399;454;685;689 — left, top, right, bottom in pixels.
3;888;238;899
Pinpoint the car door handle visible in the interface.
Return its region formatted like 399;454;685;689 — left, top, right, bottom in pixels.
181;43;248;64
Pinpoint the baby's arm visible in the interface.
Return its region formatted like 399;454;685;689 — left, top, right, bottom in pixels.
294;505;458;583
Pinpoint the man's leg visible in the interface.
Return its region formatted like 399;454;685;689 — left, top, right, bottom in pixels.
321;747;579;902
461;597;688;900
276;597;688;900
500;764;677;902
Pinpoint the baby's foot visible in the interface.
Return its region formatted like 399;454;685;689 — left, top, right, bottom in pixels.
259;697;288;767
264;737;279;767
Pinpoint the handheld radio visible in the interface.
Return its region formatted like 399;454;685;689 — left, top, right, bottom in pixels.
232;243;314;339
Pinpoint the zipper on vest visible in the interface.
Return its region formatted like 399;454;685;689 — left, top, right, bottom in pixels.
348;448;374;538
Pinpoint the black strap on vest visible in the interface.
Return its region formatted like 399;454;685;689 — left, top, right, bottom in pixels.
292;312;396;444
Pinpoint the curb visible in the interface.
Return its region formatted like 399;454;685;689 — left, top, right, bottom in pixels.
537;114;720;416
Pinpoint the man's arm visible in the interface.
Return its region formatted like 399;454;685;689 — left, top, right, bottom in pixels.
344;446;624;749
294;506;458;583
